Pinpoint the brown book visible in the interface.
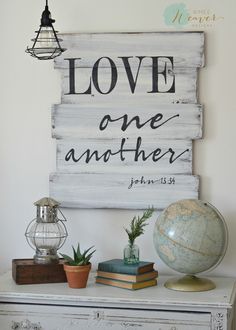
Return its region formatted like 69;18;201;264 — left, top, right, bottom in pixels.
96;270;158;283
96;276;157;290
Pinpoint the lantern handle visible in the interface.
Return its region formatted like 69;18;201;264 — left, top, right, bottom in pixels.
58;220;68;249
25;218;38;251
58;208;67;222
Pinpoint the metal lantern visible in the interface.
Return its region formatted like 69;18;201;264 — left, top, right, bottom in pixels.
25;0;66;60
25;197;68;264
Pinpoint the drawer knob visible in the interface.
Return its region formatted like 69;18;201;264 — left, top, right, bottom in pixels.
11;319;42;329
93;310;104;320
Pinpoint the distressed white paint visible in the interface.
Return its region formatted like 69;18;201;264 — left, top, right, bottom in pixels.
0;304;211;329
49;173;199;209
50;32;204;209
56;32;204;103
55;32;204;69
52;103;202;140
56;139;192;174
0;272;235;330
60;67;198;103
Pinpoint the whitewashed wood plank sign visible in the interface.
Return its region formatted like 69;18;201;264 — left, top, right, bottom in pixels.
60;67;198;104
50;173;199;209
56;139;193;174
52;103;202;140
50;32;204;209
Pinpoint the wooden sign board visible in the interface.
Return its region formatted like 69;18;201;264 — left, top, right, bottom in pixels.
50;32;204;209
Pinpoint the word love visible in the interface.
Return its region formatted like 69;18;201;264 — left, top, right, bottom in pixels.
65;56;175;95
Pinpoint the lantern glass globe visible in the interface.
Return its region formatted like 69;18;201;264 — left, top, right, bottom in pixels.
28;222;67;250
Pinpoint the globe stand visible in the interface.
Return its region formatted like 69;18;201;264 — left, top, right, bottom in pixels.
164;275;216;292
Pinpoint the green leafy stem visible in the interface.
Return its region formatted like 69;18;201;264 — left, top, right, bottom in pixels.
124;207;154;246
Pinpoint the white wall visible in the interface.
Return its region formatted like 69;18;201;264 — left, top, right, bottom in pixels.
0;0;235;276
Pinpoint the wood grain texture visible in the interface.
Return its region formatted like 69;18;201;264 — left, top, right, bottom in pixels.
49;173;199;209
12;259;67;284
55;32;204;69
60;67;198;103
56;139;192;174
52;103;202;140
56;32;204;103
50;32;204;209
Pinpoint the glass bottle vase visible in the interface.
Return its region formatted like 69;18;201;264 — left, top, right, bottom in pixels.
123;243;139;264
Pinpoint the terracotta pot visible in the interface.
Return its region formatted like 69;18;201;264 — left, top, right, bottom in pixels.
63;263;91;288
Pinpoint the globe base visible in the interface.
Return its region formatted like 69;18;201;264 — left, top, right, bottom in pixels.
164;275;216;292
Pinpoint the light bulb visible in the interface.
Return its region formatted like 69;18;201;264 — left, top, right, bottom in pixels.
38;26;55;48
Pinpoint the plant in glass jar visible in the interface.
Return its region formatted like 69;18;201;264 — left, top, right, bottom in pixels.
123;207;154;265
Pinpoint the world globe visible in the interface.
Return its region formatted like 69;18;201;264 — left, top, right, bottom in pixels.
153;199;228;291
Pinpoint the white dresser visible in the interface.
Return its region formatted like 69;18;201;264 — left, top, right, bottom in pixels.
0;272;235;330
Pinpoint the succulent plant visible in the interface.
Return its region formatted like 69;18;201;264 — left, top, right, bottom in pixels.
60;243;95;266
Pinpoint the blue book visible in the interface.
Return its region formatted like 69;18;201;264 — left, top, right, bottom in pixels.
97;259;154;275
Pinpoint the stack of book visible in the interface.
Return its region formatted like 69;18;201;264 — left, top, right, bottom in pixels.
96;259;158;290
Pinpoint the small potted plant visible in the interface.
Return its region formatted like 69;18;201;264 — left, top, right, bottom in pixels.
61;243;95;288
124;207;154;264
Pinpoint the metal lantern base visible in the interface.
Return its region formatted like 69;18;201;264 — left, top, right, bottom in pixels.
164;275;216;292
34;249;59;265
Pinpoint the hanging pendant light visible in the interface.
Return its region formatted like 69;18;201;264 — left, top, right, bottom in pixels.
26;0;66;60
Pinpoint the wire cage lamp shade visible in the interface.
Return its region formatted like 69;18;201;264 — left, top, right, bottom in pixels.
26;0;66;60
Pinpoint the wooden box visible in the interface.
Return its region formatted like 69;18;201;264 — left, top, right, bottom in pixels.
12;259;67;285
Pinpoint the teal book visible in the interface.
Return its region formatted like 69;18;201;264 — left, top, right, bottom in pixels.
97;259;154;275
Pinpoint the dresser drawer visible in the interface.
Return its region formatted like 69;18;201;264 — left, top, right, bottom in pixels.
0;303;211;330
